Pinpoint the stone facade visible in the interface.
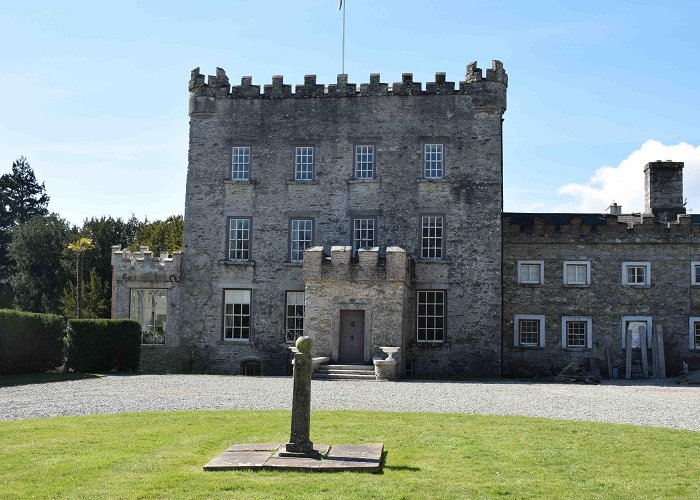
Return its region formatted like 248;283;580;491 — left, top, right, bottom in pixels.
111;62;700;378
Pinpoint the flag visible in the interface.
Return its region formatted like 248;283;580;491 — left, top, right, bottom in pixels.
338;0;343;11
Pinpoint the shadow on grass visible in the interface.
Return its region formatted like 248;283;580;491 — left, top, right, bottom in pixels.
0;372;102;387
378;450;421;474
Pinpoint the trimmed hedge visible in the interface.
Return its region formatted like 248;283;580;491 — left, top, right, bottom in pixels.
0;309;66;374
66;319;141;373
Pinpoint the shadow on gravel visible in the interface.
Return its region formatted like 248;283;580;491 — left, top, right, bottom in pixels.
0;373;102;388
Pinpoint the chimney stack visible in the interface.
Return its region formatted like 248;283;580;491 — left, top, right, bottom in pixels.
644;161;685;222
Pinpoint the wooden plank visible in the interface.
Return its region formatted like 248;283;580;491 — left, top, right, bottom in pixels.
655;324;666;379
625;333;633;379
651;325;659;378
640;326;649;378
606;347;613;379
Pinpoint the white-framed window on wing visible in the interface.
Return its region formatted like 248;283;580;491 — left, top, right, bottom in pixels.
285;291;305;343
354;145;375;179
416;290;445;343
621;316;653;349
228;218;251;261
691;262;700;286
290;219;313;263
514;314;545;347
231;146;250;180
517;261;544;285
563;261;590;286
420;215;444;259
295;146;314;181
689;317;700;350
130;288;167;345
622;262;650;286
561;316;592;349
423;144;444;178
223;289;251;341
352;218;376;255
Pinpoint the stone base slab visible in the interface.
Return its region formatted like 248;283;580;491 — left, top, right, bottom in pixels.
204;442;383;472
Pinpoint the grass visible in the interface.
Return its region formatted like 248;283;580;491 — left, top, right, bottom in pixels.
1;410;698;499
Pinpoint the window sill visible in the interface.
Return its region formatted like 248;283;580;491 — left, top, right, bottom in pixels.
416;341;447;346
219;260;256;267
514;346;545;350
286;179;319;185
224;179;257;185
621;283;650;288
218;340;251;345
518;282;543;286
283;262;303;267
563;347;593;351
347;178;380;184
417;177;449;183
141;343;167;347
414;258;451;264
563;284;590;288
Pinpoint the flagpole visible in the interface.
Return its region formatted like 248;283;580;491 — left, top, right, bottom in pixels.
341;0;346;74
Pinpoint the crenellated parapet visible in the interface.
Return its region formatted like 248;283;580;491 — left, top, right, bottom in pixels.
503;213;700;244
303;246;408;283
111;245;182;283
188;60;507;112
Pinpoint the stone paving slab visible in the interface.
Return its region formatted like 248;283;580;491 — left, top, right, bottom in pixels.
204;443;383;472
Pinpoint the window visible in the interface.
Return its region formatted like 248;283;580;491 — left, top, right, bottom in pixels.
228;218;251;261
224;289;251;341
622;262;650;286
689;317;700;350
691;262;700;285
423;144;444;178
295;146;314;181
621;316;652;349
231;146;250;180
353;218;376;254
417;290;445;342
241;360;261;376
517;261;544;284
290;219;313;263
286;291;305;343
421;215;444;259
514;314;545;347
354;145;375;179
130;289;167;344
561;316;592;349
564;261;590;286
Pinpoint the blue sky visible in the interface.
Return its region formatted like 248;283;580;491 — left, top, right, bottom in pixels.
1;0;698;225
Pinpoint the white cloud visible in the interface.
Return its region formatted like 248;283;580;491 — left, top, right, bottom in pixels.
555;140;700;213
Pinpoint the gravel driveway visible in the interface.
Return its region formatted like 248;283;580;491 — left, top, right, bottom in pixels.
1;375;699;431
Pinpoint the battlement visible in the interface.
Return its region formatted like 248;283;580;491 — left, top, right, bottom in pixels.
303;245;408;282
111;245;182;279
503;213;698;243
188;60;507;100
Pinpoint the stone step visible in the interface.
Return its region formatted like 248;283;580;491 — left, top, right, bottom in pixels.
314;372;376;380
317;364;374;372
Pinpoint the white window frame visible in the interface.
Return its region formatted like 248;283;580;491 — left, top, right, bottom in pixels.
416;290;446;343
517;260;544;285
563;261;591;287
621;261;651;287
290;219;313;263
514;314;545;347
689;317;700;350
621;316;652;349
352;218;376;254
423;143;444;179
561;316;592;349
285;291;305;344
130;288;168;345
691;262;700;286
231;146;250;180
354;145;375;179
295;146;314;181
228;218;251;261
420;215;445;259
223;289;252;341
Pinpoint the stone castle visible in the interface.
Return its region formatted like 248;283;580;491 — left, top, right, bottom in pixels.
111;61;700;378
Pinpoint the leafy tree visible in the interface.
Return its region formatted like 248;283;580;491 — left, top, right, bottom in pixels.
59;267;110;319
67;237;96;318
132;215;183;254
8;214;72;314
0;157;50;307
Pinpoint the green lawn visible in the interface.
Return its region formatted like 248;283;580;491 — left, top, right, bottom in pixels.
1;410;698;499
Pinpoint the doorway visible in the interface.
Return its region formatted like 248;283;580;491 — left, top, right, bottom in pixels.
338;310;365;363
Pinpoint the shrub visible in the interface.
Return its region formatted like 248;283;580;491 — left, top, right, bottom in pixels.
66;319;141;372
0;309;65;374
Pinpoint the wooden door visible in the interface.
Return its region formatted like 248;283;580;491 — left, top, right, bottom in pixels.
339;310;365;363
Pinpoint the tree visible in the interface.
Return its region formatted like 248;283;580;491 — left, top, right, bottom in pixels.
59;267;109;319
0;157;50;308
132;215;183;254
8;214;72;314
67;237;95;318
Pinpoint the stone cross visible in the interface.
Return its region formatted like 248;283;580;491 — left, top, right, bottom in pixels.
281;336;317;457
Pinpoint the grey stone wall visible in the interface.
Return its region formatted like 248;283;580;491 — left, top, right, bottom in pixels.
502;214;700;377
181;61;507;376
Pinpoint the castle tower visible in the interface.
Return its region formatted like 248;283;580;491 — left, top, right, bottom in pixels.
644;161;685;222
